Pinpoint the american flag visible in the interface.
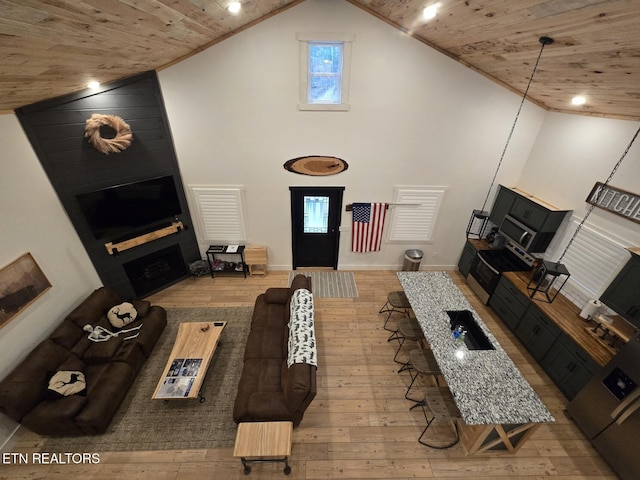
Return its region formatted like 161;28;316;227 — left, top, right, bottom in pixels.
352;202;388;252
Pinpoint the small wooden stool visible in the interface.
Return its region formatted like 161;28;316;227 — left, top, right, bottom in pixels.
244;245;268;277
233;421;293;475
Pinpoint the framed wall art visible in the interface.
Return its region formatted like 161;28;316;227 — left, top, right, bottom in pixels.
0;253;51;329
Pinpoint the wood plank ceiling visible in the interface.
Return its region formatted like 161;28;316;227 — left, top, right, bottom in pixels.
1;0;639;119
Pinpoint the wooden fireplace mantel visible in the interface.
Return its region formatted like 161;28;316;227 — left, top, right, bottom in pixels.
105;221;185;256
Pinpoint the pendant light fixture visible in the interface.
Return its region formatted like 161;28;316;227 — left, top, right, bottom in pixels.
466;36;554;238
527;125;640;303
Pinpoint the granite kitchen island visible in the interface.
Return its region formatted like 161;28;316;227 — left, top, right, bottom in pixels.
397;271;554;454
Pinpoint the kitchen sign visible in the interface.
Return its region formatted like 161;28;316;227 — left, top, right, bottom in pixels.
587;182;640;224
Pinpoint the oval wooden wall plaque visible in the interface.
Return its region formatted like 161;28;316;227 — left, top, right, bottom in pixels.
283;156;348;176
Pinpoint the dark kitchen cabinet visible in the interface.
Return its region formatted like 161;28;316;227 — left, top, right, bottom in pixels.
600;251;640;328
488;187;516;226
515;305;561;361
489;274;612;402
488;186;570;251
541;335;600;400
458;241;478;277
489;276;530;331
510;197;549;231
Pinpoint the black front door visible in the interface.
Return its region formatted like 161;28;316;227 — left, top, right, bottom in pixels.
290;187;344;269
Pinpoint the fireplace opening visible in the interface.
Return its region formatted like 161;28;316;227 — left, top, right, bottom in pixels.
123;244;187;297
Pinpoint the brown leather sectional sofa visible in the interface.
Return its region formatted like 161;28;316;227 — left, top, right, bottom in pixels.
0;287;166;436
233;274;317;427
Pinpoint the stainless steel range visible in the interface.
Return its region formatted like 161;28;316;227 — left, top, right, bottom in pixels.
467;239;534;304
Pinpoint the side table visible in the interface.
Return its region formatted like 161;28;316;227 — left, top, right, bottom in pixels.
244;245;268;277
206;245;246;278
233;421;293;475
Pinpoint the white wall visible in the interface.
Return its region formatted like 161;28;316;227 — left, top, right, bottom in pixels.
518;113;640;246
158;0;547;270
0;115;101;448
517;113;640;305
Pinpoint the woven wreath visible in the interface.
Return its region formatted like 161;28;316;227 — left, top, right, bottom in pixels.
84;113;133;154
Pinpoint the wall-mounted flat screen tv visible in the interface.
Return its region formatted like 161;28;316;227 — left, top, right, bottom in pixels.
76;175;182;241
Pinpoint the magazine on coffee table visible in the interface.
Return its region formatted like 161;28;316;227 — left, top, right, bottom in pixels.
156;358;203;398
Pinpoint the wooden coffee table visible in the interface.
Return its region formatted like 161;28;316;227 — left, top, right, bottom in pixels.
233;421;293;475
152;321;226;402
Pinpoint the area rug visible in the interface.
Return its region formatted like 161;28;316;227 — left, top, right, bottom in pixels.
288;271;358;298
41;306;252;453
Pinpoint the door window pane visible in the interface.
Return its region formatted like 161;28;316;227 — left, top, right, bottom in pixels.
303;196;329;233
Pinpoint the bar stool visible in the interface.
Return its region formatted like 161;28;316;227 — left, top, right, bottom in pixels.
390;317;425;366
379;291;411;331
411;386;460;449
401;348;441;405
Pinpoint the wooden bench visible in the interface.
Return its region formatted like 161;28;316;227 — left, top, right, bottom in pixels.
233;421;293;475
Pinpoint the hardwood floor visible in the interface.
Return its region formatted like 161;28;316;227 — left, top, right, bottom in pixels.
4;271;617;479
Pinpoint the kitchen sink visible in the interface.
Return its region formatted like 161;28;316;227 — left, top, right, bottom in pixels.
446;310;495;350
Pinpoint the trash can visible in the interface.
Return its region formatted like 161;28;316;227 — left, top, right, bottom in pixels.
402;249;423;271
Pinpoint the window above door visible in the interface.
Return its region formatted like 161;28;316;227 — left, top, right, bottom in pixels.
297;32;355;111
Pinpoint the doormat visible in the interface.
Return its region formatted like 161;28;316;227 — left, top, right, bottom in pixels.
40;306;251;452
288;271;358;298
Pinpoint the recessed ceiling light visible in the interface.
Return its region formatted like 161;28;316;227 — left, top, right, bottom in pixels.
571;95;587;106
423;4;438;20
228;1;241;14
87;81;100;89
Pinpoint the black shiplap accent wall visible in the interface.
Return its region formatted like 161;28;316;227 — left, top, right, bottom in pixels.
16;71;200;300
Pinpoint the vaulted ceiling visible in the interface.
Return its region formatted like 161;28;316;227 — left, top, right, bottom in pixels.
1;0;639;119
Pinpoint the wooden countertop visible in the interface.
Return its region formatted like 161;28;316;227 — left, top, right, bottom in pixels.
467;239;493;251
510;186;569;211
502;272;635;367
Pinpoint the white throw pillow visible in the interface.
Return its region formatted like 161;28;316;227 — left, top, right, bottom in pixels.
107;302;138;329
47;371;86;398
288;289;317;367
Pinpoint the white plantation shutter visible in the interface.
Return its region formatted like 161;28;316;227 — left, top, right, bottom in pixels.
189;186;247;243
555;217;629;297
388;187;446;242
